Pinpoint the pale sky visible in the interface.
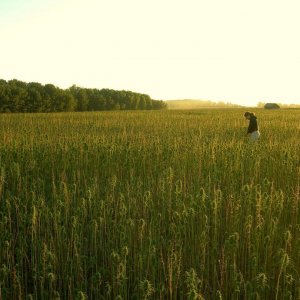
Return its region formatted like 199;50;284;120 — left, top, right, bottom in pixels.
1;0;300;106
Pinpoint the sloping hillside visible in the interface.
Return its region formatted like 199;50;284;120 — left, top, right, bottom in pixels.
166;99;242;109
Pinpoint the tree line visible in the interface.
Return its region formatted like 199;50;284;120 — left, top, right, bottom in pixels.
0;79;167;113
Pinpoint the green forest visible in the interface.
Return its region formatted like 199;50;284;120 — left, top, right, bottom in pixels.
0;79;167;112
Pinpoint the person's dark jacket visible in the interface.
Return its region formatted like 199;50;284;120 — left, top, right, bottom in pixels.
247;115;258;133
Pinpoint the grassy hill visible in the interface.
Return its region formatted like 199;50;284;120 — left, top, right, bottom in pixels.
166;99;242;109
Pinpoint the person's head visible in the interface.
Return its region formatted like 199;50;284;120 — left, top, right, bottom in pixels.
244;111;255;120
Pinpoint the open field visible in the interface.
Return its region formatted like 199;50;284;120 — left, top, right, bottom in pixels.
0;109;300;299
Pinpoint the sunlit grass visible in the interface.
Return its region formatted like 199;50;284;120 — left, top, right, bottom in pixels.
0;109;299;299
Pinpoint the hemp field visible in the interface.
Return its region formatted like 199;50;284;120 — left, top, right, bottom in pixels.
0;109;299;299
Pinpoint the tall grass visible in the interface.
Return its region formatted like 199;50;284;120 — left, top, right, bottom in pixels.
0;109;299;299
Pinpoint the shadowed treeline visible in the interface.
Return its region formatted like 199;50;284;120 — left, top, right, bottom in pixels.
0;79;167;113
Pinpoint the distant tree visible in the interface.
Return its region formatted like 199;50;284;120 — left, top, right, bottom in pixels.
51;89;67;112
0;82;11;112
87;89;105;111
44;84;57;99
26;83;45;112
78;90;88;111
264;103;280;109
133;96;140;110
64;92;77;111
139;97;146;110
69;85;88;111
144;95;153;109
125;95;134;110
152;100;167;110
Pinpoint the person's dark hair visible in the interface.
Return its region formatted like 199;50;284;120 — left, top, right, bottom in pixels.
244;111;255;117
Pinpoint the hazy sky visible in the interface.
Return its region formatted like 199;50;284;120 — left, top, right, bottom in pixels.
1;0;300;106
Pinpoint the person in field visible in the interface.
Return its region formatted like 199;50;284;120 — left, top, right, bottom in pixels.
244;111;260;141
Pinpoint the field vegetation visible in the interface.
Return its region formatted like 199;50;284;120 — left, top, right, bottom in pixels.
0;109;299;299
